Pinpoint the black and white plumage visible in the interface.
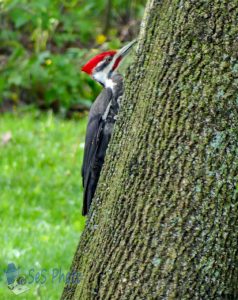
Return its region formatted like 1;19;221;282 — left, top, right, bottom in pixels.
82;74;123;215
81;40;136;215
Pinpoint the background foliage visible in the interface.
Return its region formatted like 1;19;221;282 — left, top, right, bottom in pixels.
0;0;145;114
0;109;86;299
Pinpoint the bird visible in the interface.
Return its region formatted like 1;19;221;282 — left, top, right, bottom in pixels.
81;40;136;216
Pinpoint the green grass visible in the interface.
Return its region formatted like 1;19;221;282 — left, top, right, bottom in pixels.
0;109;87;299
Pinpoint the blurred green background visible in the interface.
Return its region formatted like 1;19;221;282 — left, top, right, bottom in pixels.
0;0;145;299
0;0;145;113
0;109;86;299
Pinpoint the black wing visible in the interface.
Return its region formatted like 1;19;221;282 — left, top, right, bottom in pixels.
82;88;113;215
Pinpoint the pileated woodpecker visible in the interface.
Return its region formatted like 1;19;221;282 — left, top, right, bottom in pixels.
81;40;136;216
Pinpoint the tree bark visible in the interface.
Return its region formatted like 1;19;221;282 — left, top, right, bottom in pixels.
62;0;238;299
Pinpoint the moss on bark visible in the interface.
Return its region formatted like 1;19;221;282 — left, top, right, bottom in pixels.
62;0;238;299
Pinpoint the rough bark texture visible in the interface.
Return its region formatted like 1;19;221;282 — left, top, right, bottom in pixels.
62;0;238;299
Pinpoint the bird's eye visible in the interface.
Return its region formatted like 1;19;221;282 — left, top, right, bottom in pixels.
106;56;112;62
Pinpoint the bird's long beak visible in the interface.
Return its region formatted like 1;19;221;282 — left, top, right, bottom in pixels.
115;40;137;60
109;40;137;73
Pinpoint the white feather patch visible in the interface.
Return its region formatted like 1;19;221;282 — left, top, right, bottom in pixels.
105;78;116;90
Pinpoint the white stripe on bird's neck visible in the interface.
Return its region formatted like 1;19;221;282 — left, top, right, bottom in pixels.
105;78;116;90
93;71;116;92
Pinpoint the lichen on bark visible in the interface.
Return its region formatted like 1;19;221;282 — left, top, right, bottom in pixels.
62;0;238;299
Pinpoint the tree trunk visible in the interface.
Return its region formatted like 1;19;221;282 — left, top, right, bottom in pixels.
62;0;238;299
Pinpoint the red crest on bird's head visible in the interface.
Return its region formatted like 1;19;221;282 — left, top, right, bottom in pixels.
81;51;117;75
